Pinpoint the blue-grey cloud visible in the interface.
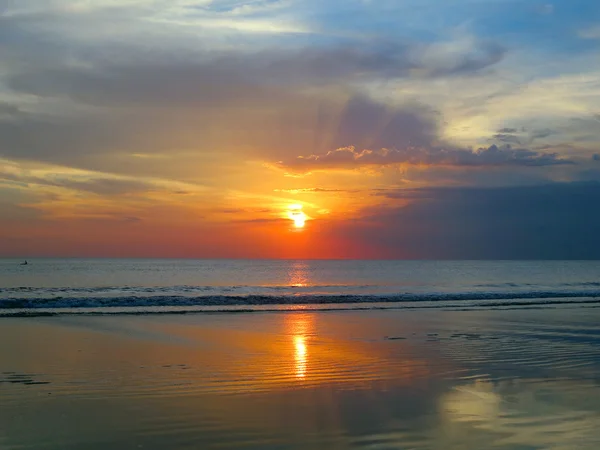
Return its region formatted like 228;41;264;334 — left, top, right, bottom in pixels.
279;144;573;171
334;182;600;259
0;0;593;190
0;3;507;176
6;40;505;107
530;128;557;140
492;133;522;144
278;98;574;171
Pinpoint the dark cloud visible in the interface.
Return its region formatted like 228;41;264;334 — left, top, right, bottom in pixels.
530;128;557;140
0;201;41;221
332;182;600;259
0;5;506;108
279;142;573;172
6;39;505;107
0;103;26;122
566;116;600;144
8;63;273;108
325;96;437;151
0;111;136;164
276;97;575;172
492;133;521;144
491;127;560;146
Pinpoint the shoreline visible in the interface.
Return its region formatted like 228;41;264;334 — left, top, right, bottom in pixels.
2;296;600;318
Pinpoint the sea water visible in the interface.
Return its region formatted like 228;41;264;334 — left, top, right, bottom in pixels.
1;259;600;314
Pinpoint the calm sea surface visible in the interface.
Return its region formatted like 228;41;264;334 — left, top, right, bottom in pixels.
1;259;600;313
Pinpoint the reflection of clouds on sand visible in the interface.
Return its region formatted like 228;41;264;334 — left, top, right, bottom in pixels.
442;380;501;423
440;379;600;450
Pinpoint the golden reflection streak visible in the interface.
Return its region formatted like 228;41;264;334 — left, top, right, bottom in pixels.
286;312;313;380
294;335;307;379
286;262;313;379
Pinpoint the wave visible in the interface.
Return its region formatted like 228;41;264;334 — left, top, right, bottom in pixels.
475;282;600;288
1;290;600;310
0;284;378;296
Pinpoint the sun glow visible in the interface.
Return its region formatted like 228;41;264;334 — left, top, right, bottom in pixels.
287;204;307;229
292;212;306;228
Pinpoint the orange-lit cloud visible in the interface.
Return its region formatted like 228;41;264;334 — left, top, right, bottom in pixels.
276;144;573;174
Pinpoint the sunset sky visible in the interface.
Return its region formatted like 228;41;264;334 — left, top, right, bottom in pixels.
1;0;600;258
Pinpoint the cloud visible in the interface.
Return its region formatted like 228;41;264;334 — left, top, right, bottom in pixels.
278;144;573;172
0;103;27;121
51;178;157;196
275;99;574;173
0;111;137;164
0;0;506;107
329;182;600;259
217;207;276;214
0;159;212;198
6;40;506;108
593;154;600;161
412;37;505;77
579;25;600;40
0;163;158;196
530;128;557;140
0;2;508;178
537;3;554;15
274;187;355;193
492;133;521;144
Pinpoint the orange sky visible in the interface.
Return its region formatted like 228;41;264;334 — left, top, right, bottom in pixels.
1;1;600;258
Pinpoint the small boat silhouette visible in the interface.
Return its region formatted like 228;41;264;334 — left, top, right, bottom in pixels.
20;260;28;265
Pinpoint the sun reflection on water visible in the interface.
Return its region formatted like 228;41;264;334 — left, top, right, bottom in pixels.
287;260;310;288
294;335;307;379
286;313;313;380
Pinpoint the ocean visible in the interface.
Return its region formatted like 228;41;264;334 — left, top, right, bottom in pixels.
2;259;600;314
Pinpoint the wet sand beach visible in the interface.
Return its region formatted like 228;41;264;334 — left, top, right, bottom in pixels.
2;308;600;449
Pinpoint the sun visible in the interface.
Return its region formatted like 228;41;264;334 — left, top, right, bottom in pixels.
287;205;307;229
290;210;306;228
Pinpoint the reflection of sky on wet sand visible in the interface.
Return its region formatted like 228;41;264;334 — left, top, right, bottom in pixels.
439;379;600;450
1;309;600;449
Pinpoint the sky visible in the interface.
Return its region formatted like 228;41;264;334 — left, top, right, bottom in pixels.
0;0;599;259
